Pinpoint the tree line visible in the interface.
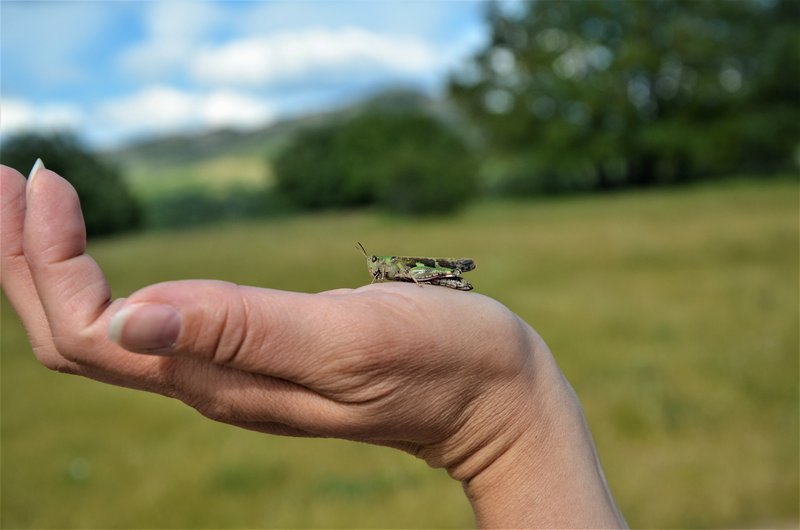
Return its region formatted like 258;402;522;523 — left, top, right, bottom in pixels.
449;0;798;193
1;0;797;235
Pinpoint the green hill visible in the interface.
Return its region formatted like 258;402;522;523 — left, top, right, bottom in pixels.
101;90;450;201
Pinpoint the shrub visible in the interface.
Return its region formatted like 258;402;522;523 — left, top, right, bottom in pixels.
144;187;291;229
274;123;371;209
349;112;477;214
274;110;477;214
1;132;141;237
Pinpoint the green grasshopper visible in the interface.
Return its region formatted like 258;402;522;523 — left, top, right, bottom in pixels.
357;243;476;291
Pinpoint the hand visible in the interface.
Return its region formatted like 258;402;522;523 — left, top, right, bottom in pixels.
1;162;625;528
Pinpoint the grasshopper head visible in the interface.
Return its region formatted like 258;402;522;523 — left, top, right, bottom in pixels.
357;242;382;280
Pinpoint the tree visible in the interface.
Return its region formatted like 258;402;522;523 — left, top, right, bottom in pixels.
274;121;368;209
449;0;800;192
1;132;141;236
274;109;477;213
343;111;477;214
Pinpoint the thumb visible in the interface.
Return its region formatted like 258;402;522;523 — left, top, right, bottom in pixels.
107;279;378;385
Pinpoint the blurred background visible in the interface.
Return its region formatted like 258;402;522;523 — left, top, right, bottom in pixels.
1;1;797;528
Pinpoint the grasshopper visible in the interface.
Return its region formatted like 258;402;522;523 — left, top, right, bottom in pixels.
357;242;475;291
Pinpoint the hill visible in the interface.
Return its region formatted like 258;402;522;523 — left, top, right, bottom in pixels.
99;89;456;206
102;89;448;174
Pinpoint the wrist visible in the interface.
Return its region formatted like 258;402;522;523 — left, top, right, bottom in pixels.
455;330;626;528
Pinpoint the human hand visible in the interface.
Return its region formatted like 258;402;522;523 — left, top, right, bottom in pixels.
1;162;625;528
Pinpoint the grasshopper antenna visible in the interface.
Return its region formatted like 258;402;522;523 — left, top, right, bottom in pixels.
356;242;368;258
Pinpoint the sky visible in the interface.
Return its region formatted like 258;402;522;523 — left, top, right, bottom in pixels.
1;1;489;148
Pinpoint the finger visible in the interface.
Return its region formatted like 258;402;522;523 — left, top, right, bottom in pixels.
23;162;113;340
231;421;321;438
163;357;351;434
110;280;374;376
15;164;362;434
0;163;77;372
18;162;168;382
107;280;398;385
318;287;355;295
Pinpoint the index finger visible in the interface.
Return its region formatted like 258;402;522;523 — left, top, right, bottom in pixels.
23;161;113;338
0;163;77;372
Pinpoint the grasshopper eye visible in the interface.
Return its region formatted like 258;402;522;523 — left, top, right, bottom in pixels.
371;256;378;262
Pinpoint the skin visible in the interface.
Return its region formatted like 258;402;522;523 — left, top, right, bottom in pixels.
0;163;626;529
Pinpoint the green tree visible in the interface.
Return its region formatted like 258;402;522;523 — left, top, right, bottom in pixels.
274;121;368;209
450;0;800;192
1;132;141;236
274;109;477;213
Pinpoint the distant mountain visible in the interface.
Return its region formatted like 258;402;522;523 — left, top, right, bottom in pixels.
102;89;451;171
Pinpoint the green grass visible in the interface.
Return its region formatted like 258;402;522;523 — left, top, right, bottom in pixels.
2;178;798;528
123;154;273;200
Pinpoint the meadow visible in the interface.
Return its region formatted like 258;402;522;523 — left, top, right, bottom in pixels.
2;177;797;528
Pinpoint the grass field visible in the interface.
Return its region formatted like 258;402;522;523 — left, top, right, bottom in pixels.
2;178;797;528
123;155;273;200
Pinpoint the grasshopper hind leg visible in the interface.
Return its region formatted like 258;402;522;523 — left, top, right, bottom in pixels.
428;277;473;291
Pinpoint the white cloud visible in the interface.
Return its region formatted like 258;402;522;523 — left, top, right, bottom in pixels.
121;4;445;87
117;3;486;99
97;86;274;136
3;2;488;147
190;27;440;87
201;91;276;129
0;88;274;147
0;98;84;137
120;2;223;79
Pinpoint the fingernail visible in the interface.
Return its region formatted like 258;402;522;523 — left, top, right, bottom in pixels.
108;303;181;354
26;158;45;193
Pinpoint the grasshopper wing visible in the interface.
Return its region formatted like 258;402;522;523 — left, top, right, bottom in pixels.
407;257;475;273
436;258;475;272
408;264;462;282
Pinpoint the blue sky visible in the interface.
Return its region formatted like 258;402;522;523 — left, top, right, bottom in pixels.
1;1;490;147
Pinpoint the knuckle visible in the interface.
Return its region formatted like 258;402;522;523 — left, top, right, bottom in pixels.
214;291;251;365
161;358;211;406
159;357;191;400
50;332;88;362
49;324;106;365
2;254;28;277
189;284;255;368
192;396;239;423
160;359;242;423
34;349;78;374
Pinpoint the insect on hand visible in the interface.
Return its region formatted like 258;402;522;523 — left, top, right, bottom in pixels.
357;242;476;291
